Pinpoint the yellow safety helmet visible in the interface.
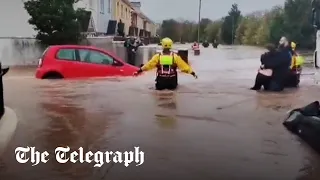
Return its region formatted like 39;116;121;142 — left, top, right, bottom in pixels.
291;41;296;50
161;37;173;49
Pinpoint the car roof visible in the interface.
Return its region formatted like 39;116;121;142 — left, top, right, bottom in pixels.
49;45;113;54
49;45;103;50
48;45;123;61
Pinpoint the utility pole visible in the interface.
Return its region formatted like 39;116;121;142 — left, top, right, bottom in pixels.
197;0;202;42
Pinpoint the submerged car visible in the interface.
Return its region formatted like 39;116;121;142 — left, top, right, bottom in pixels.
35;45;139;79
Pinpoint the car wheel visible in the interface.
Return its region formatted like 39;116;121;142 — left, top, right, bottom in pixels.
42;72;63;79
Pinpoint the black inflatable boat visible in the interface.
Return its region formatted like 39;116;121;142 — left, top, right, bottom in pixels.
283;101;320;153
202;42;209;48
212;43;218;48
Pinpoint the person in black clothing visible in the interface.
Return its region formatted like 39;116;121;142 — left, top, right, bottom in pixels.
124;37;140;65
268;37;292;91
250;44;277;90
284;41;301;87
117;19;125;37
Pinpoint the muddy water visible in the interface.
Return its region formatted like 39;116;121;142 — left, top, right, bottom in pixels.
1;45;320;180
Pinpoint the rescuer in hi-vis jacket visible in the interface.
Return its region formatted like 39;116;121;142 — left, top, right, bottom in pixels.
289;41;304;69
134;37;198;90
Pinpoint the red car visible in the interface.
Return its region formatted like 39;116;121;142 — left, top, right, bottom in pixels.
35;45;139;79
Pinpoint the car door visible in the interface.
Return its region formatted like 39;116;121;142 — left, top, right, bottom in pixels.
55;48;83;78
77;49;122;77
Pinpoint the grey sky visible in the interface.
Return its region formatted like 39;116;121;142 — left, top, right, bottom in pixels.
137;0;285;22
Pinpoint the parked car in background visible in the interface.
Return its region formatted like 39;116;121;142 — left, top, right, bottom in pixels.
35;45;139;79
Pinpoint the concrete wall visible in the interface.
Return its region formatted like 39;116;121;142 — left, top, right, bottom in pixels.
0;38;43;66
0;37;156;66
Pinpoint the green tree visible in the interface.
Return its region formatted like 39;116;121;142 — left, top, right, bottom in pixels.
242;15;262;45
76;9;92;32
24;0;83;46
158;0;315;49
235;16;248;44
221;3;242;44
199;18;212;40
282;0;314;48
205;20;222;42
255;17;270;45
190;25;199;42
180;21;197;42
160;19;180;41
312;0;320;28
160;19;199;42
268;7;286;44
255;9;280;45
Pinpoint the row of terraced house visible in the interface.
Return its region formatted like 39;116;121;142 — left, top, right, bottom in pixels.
75;0;158;37
1;0;158;38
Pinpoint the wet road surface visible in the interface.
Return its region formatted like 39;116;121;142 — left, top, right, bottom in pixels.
1;45;320;180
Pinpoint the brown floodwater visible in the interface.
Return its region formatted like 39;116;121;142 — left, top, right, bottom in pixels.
0;45;320;180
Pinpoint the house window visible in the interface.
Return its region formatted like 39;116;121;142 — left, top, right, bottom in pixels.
121;5;124;18
132;13;137;26
89;0;93;8
126;8;128;19
117;2;119;17
143;21;147;30
108;0;111;13
100;0;105;14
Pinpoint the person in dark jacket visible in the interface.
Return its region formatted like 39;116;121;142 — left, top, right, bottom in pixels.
278;37;293;62
250;44;277;90
124;37;140;65
117;19;125;37
259;37;292;91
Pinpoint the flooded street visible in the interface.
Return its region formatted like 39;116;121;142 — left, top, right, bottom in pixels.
1;45;320;180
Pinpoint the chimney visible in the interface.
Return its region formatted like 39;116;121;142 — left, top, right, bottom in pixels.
130;1;141;9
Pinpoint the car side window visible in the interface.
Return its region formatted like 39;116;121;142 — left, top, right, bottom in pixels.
56;49;76;61
78;50;90;63
78;49;113;65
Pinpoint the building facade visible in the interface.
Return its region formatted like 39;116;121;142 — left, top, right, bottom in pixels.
1;0;156;38
0;0;113;37
130;2;157;37
112;0;133;35
149;23;159;37
75;0;113;33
